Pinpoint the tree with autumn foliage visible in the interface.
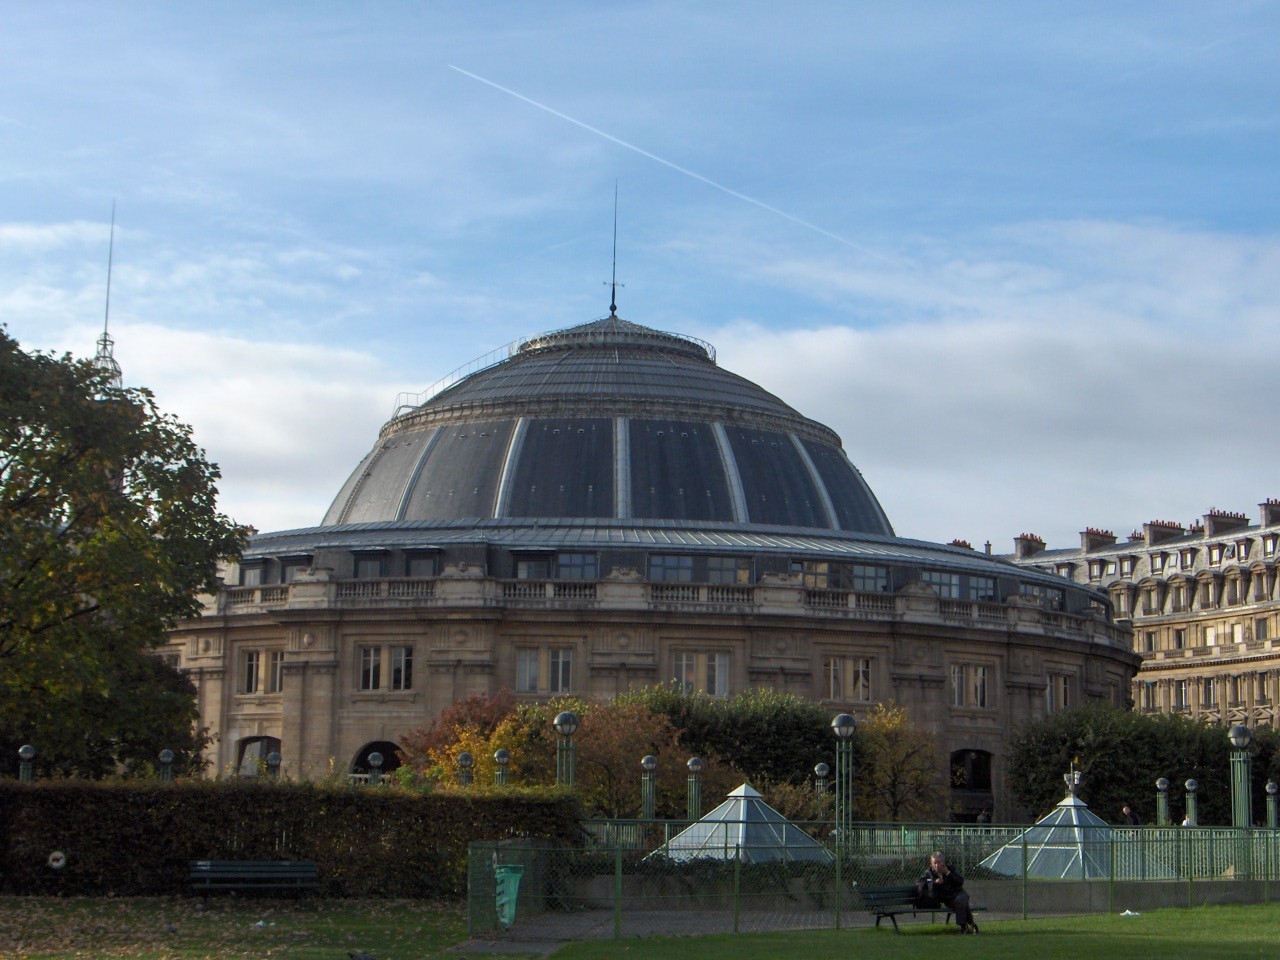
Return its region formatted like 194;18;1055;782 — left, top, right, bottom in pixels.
852;701;945;821
399;692;745;817
0;329;248;776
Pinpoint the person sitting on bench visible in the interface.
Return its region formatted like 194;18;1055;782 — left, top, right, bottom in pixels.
915;851;977;933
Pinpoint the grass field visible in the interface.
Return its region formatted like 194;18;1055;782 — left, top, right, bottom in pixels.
2;898;1279;960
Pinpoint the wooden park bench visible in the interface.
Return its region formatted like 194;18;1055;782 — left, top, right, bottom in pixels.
859;884;986;933
188;859;320;895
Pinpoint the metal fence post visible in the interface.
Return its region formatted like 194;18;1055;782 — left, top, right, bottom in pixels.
1022;833;1029;920
835;845;843;930
613;843;622;940
733;844;741;934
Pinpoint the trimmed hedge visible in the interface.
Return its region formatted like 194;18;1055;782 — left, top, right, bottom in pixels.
0;779;582;897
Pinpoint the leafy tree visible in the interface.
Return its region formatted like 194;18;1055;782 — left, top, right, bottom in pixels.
0;329;247;775
853;702;944;821
1006;702;1280;826
616;683;837;783
401;692;745;817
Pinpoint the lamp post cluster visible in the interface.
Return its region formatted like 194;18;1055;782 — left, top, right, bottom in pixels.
1150;725;1265;828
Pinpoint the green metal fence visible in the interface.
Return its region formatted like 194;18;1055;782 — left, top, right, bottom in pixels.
467;823;1280;942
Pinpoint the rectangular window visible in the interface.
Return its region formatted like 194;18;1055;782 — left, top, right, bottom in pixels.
516;556;552;580
1174;628;1187;649
1266;536;1278;557
1144;631;1157;652
971;666;988;708
1105;561;1117;575
824;656;872;702
1151;554;1166;573
354;555;384;579
1180;549;1196;569
1141;683;1156;711
921;570;961;599
1174;680;1188;710
1237;540;1251;561
516;649;539;693
391;645;413;691
1115;591;1131;615
1046;674;1071;713
1234;623;1244;644
1205;626;1217;646
849;564;889;592
241;564;263;587
1120;558;1135;576
1257;673;1270;705
359;646;381;691
1209;545;1223;565
950;663;990;708
242;650;260;694
406;553;438;577
281;558;310;582
1203;677;1216;706
966;577;997;602
556;553;598;581
706;556;751;584
549;648;572;693
267;651;284;694
1230;675;1243;705
649;554;694;582
515;647;573;694
1257;618;1270;642
673;652;729;697
797;560;829;589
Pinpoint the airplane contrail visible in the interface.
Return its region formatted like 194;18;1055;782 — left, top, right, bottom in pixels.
449;64;887;261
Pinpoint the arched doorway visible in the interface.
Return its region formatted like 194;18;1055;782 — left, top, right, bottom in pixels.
950;749;994;822
236;736;282;777
352;741;402;781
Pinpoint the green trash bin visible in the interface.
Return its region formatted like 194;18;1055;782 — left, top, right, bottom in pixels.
495;864;524;928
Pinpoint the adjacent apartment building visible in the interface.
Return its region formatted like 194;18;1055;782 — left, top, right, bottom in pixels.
1007;501;1280;728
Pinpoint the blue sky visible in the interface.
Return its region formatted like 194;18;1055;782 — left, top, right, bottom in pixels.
4;2;1278;546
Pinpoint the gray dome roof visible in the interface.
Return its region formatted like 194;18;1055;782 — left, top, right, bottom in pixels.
322;316;893;536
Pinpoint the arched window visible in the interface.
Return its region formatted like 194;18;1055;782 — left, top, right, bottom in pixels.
236;736;281;777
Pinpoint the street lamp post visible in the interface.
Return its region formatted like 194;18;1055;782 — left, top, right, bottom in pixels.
641;755;657;820
1267;781;1278;830
1156;777;1170;826
831;714;856;850
1229;725;1254;829
159;748;175;784
494;748;510;786
18;745;35;783
554;711;580;787
686;757;704;821
368;751;384;786
1184;779;1198;827
814;762;830;796
458;751;474;786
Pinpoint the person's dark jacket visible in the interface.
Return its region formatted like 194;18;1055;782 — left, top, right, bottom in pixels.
915;865;964;906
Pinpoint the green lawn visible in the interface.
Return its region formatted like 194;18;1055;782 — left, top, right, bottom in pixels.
3;898;1279;960
0;897;470;960
557;902;1280;960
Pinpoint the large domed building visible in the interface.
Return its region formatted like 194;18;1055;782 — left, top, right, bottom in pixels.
168;312;1138;815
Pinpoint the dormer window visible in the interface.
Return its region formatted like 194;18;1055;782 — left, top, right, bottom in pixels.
1208;545;1223;566
1180;548;1197;569
1236;540;1251;561
1088;561;1103;580
1119;557;1135;577
1151;553;1166;573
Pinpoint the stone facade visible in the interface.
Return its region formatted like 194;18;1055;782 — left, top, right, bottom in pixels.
1006;500;1280;729
164;315;1140;818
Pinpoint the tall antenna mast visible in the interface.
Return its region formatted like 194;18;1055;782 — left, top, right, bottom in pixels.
607;182;622;317
93;201;123;390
